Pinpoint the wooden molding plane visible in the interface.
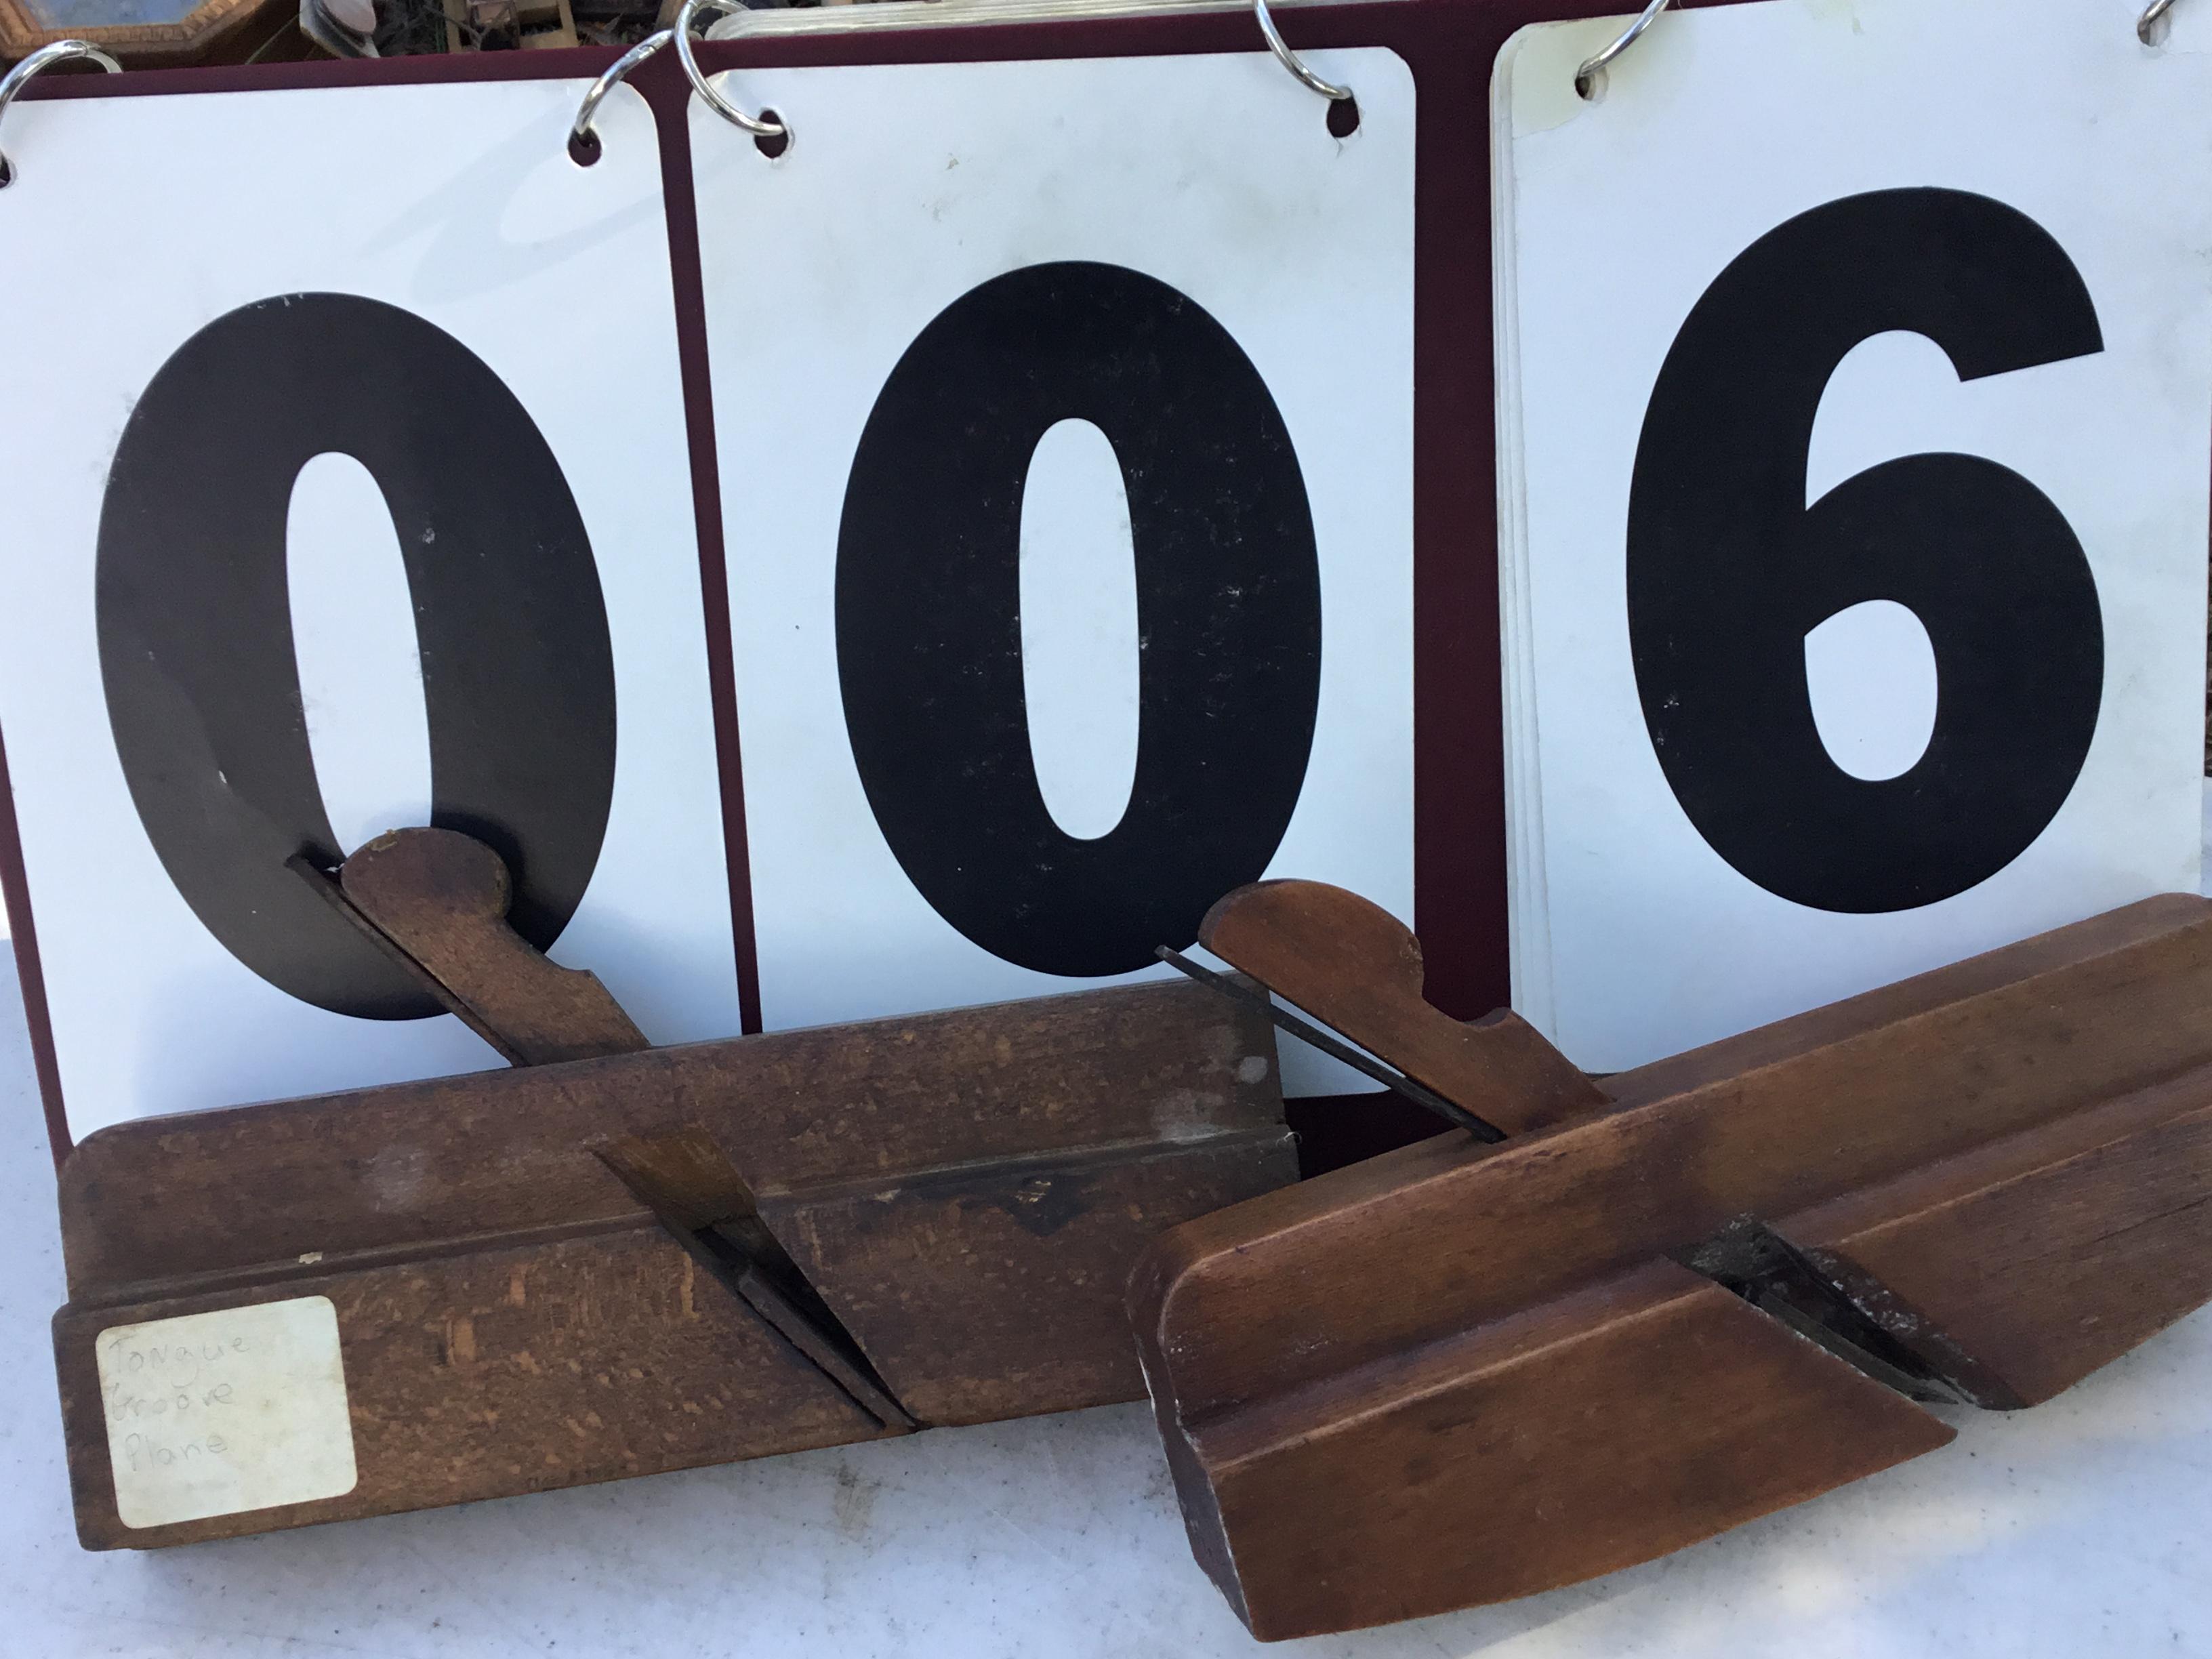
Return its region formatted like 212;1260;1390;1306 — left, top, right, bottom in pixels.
54;830;1297;1549
1130;880;2212;1641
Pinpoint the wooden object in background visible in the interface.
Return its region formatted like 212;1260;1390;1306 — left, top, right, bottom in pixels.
1130;880;2212;1640
511;0;574;49
0;0;296;66
56;830;1296;1549
439;0;573;53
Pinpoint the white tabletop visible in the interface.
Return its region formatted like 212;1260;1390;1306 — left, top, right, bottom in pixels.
1;948;2206;1659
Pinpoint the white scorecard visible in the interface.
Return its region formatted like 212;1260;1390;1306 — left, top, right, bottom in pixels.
0;81;740;1138
691;48;1416;1093
1494;0;2212;1070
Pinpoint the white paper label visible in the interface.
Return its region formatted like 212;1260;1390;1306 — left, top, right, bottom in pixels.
98;1295;357;1529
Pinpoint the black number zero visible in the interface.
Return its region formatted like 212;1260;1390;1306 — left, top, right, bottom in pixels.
97;292;617;1018
836;262;1323;976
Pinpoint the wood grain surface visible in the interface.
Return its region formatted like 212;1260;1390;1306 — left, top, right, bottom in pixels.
1199;880;1605;1136
56;839;1296;1549
337;828;650;1066
1133;886;2212;1639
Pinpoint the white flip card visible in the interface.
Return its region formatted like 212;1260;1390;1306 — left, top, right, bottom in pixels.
692;49;1416;1094
0;81;739;1138
1493;0;2212;1072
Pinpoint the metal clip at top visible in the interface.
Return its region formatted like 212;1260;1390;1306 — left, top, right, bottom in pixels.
1574;0;1671;99
672;0;1359;156
676;0;790;144
571;29;674;163
0;40;121;189
1252;0;1353;104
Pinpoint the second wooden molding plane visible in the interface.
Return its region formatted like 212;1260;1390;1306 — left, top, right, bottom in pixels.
54;829;1296;1548
1132;879;2212;1641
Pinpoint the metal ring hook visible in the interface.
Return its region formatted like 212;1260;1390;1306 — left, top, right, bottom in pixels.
2140;0;2180;43
1575;0;1671;98
0;40;121;189
571;30;672;161
1252;0;1352;102
674;0;790;144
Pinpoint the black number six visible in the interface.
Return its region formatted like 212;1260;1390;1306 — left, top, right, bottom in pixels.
1628;187;2107;914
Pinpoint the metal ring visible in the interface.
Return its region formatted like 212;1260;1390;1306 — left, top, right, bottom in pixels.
2140;0;2179;43
1253;0;1351;102
1575;0;1671;98
674;0;790;143
572;29;671;158
0;39;121;189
